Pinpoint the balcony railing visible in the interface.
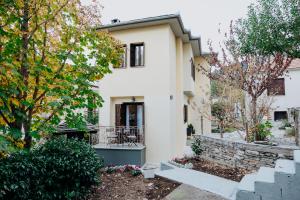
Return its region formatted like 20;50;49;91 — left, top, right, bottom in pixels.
95;126;145;147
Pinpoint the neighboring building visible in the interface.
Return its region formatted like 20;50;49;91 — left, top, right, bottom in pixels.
267;59;300;121
96;14;211;164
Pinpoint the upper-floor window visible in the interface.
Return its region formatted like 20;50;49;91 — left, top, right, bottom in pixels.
191;58;195;81
267;78;285;96
130;43;144;67
114;44;127;68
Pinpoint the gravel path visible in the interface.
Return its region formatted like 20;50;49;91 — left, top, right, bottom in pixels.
204;121;296;146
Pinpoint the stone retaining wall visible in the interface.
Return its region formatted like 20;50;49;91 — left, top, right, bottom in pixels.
196;135;299;171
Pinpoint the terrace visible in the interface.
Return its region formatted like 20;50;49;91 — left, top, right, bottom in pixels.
93;126;146;166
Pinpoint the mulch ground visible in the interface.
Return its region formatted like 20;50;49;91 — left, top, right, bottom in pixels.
87;172;180;200
87;158;251;199
175;157;252;182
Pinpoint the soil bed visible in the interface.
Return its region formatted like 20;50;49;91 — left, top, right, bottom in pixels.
88;171;180;200
175;157;252;182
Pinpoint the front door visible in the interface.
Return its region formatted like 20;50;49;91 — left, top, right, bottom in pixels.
115;103;144;128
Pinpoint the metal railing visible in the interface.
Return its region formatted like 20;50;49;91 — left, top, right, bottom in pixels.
97;126;145;146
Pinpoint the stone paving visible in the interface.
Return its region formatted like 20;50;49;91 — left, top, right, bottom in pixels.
164;184;227;200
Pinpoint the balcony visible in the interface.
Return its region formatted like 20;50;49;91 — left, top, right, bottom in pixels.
183;76;195;97
93;126;146;166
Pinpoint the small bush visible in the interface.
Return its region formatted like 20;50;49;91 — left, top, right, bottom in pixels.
211;128;220;133
191;137;203;156
0;137;103;200
254;121;273;141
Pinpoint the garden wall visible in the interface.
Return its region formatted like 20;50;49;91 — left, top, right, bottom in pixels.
197;135;299;171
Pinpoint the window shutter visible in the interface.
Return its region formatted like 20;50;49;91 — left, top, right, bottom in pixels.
130;44;135;66
268;78;285;96
184;105;188;123
115;104;122;126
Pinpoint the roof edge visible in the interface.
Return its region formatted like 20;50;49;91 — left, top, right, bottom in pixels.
97;14;202;55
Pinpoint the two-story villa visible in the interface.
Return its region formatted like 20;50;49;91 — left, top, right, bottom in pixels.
95;14;211;165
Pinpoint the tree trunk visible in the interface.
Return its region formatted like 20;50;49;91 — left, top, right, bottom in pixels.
24;121;32;149
251;97;259;140
21;0;31;149
220;121;224;138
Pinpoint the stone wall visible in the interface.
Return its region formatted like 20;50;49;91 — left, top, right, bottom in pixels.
197;135;299;171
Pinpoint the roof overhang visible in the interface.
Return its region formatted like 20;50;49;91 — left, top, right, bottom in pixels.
97;14;202;57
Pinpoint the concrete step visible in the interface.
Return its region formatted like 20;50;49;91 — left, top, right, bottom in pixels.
238;174;256;192
275;159;295;183
255;167;281;200
275;159;295;175
255;167;275;184
294;150;300;163
235;174;261;200
294;150;300;175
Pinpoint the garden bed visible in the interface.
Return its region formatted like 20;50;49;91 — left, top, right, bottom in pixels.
88;171;180;200
174;157;252;182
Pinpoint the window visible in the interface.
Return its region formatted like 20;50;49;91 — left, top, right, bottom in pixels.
114;44;127;68
130;43;144;67
274;111;287;121
191;58;195;81
267;78;285;96
184;105;188;123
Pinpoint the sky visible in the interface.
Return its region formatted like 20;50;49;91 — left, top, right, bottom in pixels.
83;0;256;51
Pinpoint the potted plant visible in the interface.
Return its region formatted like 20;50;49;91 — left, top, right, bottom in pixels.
187;124;195;136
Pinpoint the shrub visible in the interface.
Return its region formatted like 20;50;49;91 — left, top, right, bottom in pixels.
0;137;103;200
279;119;292;130
254;121;273;141
191;137;203;156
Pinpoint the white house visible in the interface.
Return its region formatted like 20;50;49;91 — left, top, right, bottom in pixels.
267;59;300;122
95;14;211;164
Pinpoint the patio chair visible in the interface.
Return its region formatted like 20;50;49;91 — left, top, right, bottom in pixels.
106;127;118;146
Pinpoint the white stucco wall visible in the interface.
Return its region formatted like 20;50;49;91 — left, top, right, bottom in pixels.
98;25;175;163
269;68;300;120
184;57;211;135
183;43;195;95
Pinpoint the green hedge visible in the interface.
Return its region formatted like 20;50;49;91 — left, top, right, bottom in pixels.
0;137;103;200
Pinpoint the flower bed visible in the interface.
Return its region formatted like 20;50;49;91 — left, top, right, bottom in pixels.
88;169;180;199
173;157;252;182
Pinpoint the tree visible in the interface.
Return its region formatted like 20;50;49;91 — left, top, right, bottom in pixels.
235;0;300;58
202;26;293;140
211;80;244;138
211;102;227;137
0;0;122;149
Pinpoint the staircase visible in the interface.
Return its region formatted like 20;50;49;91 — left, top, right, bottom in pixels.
235;150;300;200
